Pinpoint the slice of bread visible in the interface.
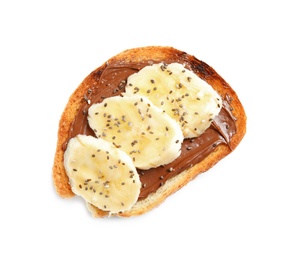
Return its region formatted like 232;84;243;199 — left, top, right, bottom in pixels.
52;46;247;217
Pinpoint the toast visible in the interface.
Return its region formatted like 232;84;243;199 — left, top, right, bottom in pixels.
52;46;247;217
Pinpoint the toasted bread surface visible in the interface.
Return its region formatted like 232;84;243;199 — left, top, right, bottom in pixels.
52;46;246;217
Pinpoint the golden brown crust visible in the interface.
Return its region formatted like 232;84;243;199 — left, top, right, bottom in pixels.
52;46;246;217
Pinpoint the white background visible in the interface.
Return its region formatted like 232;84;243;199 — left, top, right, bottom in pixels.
1;0;295;259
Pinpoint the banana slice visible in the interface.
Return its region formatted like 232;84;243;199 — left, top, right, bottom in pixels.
64;134;141;214
88;95;183;170
125;62;222;138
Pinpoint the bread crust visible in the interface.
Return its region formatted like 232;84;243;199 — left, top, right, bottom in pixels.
52;46;246;217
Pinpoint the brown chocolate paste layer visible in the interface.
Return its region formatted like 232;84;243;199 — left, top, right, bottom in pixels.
64;56;236;200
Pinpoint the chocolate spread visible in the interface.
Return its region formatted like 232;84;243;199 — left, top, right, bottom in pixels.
65;56;237;200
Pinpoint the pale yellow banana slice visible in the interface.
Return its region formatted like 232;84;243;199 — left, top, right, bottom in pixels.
125;62;222;138
88;95;183;170
64;134;141;214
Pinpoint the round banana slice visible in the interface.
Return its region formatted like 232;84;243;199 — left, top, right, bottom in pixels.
88;95;184;170
125;62;222;138
64;135;141;214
